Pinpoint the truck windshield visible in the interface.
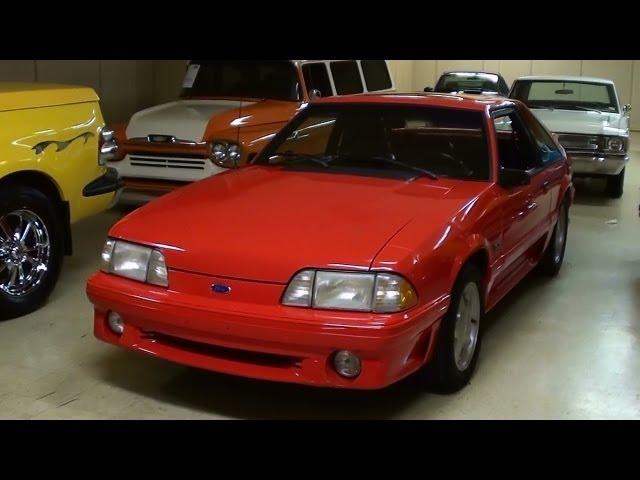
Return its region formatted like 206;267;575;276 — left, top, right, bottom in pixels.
435;72;502;94
510;80;618;113
180;61;300;101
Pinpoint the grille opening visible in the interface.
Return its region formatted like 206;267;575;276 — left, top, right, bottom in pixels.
129;156;207;170
141;331;302;370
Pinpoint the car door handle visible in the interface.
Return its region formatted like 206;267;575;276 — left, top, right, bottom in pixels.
542;180;551;192
515;200;537;219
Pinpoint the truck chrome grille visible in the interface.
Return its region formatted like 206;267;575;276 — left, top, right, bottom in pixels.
557;134;601;151
129;155;207;170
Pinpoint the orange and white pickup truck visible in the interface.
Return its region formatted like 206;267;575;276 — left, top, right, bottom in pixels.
108;60;396;203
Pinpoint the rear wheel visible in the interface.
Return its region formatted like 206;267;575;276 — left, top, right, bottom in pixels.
424;264;483;393
0;186;64;320
605;168;625;198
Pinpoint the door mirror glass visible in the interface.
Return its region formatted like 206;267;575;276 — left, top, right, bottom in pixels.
499;168;531;188
623;104;632;115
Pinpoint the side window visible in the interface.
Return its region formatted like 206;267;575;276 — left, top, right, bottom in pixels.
330;61;364;95
519;106;563;165
361;60;392;92
302;63;333;98
492;110;539;170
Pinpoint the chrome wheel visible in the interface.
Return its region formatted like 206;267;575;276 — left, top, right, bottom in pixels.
0;209;50;297
453;282;481;371
554;205;567;264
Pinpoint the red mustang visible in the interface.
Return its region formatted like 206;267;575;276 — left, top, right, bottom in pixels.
87;93;573;391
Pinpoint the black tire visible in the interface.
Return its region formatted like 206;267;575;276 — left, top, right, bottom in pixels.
0;186;64;320
605;168;625;199
423;264;484;393
539;201;568;277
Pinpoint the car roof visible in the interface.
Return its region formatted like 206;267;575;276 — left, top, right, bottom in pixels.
313;92;514;111
515;75;614;85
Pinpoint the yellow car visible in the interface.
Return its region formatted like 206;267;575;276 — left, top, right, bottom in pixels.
0;83;121;319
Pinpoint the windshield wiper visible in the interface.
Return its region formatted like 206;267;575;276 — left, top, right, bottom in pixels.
270;152;332;168
566;105;604;113
342;155;438;180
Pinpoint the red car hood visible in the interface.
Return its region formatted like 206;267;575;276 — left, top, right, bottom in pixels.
110;167;489;283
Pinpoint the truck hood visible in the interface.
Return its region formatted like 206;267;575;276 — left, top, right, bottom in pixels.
125;99;255;142
110;167;488;283
0;83;98;112
530;108;626;136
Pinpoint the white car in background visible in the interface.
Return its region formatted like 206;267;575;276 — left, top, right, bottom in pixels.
509;76;630;198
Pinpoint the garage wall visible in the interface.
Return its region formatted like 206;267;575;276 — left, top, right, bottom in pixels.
0;60;162;125
1;60;638;129
411;60;639;129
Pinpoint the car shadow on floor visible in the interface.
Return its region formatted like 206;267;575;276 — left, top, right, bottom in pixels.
571;177;617;207
94;350;432;419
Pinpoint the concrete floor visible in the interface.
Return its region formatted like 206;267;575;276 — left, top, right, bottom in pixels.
1;141;639;420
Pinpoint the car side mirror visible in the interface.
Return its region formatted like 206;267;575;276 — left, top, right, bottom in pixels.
309;89;322;100
424;86;434;92
499;168;531;188
623;104;632;115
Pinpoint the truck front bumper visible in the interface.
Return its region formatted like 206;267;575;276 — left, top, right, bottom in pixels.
82;167;123;197
569;152;628;176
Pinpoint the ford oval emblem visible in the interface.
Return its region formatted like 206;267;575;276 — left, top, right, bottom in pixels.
211;284;231;294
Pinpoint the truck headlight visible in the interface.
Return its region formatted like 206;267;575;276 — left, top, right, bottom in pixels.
99;126;119;165
210;141;241;168
282;270;417;313
100;238;168;287
607;137;625;152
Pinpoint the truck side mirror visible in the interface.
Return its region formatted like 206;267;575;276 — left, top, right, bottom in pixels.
309;89;322;100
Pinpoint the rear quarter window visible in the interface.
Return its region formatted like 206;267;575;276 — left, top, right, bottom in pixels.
330;61;364;95
361;60;392;91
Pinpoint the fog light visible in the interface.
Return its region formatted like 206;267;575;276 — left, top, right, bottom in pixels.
333;350;361;378
107;311;124;335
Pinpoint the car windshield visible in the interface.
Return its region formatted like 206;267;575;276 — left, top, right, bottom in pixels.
255;104;491;181
435;72;501;94
180;60;300;101
510;80;618;113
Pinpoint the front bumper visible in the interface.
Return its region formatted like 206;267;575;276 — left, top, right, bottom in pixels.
568;152;628;176
82;167;123;197
86;272;448;389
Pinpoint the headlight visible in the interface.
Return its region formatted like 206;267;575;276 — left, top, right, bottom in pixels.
314;271;375;311
210;141;241;168
607;137;625;152
211;143;228;162
100;239;168;287
282;270;417;313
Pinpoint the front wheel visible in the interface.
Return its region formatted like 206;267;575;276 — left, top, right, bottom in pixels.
539;201;568;277
424;264;483;393
0;186;64;320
